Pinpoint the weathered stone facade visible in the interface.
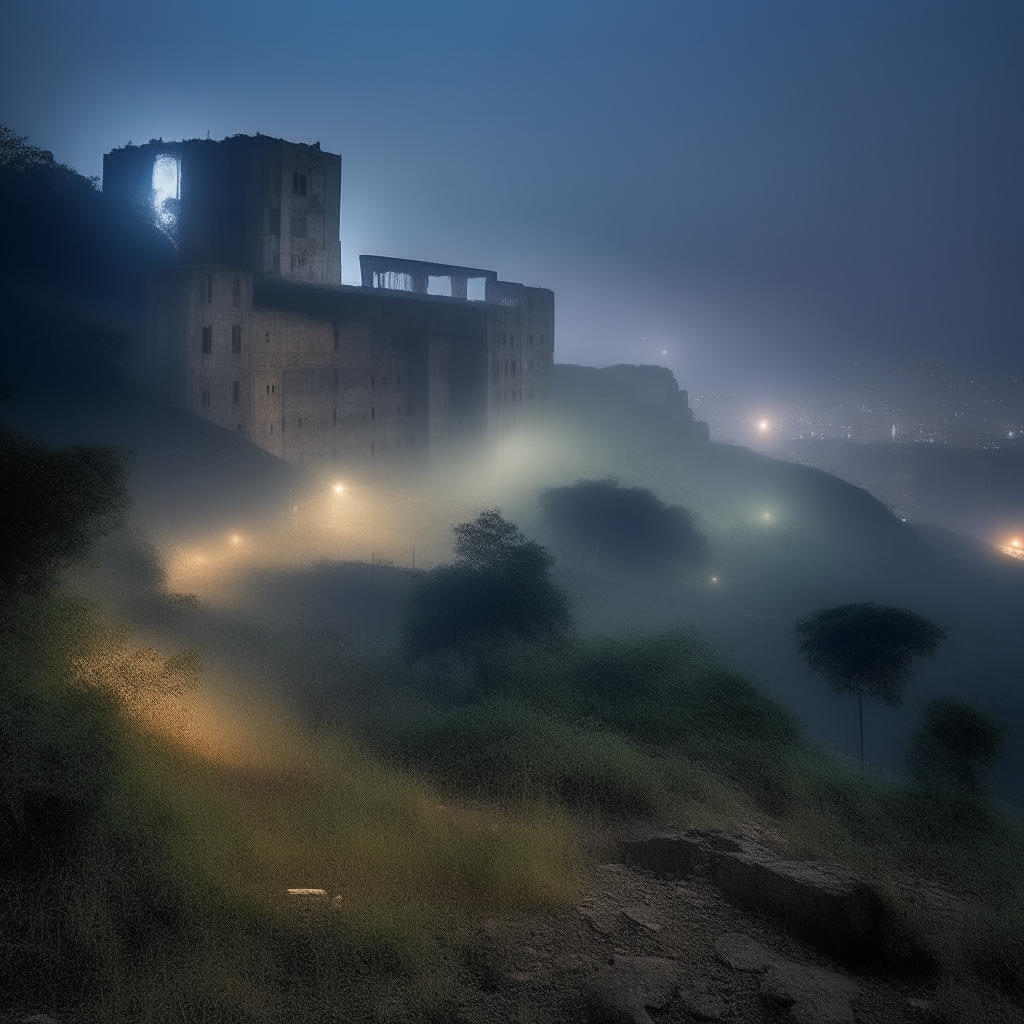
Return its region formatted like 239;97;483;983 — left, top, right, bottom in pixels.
106;134;553;475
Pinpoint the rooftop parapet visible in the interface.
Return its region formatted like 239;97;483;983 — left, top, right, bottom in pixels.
359;255;497;300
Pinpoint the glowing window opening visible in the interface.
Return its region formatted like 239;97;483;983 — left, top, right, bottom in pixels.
152;154;180;239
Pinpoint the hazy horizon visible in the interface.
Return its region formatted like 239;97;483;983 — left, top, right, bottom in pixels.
3;0;1021;407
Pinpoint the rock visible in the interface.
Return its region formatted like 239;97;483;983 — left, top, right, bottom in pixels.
620;834;703;877
622;906;662;931
677;982;728;1021
583;955;680;1024
578;905;620;935
708;848;882;962
713;932;775;972
759;960;859;1024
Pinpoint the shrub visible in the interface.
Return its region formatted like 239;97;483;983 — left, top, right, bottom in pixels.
908;698;1009;794
404;510;571;662
538;477;707;578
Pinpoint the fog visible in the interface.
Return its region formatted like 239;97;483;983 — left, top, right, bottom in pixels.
2;5;1024;1019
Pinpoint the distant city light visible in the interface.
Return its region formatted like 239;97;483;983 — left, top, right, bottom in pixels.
998;537;1024;561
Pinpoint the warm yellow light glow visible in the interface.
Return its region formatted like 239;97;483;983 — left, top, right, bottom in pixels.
333;484;344;494
230;534;241;545
710;576;718;583
997;537;1024;561
758;420;769;431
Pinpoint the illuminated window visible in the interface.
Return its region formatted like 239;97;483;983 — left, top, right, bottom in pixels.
151;154;180;239
231;325;242;353
201;326;212;354
292;172;307;197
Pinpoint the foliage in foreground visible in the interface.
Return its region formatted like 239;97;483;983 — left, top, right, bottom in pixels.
382;623;1023;1019
0;592;579;1018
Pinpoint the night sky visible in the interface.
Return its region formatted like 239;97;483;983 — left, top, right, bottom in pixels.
3;0;1021;399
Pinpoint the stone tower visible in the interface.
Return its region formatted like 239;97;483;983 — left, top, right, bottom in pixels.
103;135;341;286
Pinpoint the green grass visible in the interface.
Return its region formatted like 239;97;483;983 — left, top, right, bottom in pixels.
0;593;579;1020
384;628;1024;1022
2;592;1021;1023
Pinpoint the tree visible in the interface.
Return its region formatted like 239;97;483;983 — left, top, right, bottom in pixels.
538;478;707;579
907;698;1008;794
0;425;130;604
794;602;945;766
404;509;572;662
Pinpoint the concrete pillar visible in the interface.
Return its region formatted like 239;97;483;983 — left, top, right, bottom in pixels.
450;275;467;299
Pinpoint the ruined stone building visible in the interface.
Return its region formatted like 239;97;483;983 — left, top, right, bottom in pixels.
103;134;553;473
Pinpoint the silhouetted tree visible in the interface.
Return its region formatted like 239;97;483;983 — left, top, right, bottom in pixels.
907;698;1008;794
538;478;707;578
404;509;571;662
0;424;130;604
794;602;945;766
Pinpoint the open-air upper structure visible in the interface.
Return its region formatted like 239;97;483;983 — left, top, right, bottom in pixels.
103;133;554;473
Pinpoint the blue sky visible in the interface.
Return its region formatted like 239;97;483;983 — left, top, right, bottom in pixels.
2;0;1021;396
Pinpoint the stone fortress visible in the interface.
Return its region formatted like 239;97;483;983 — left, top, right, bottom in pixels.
102;133;554;474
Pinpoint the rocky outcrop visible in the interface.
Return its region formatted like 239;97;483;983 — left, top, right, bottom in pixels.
708;850;882;963
714;932;860;1024
622;831;883;963
582;955;680;1024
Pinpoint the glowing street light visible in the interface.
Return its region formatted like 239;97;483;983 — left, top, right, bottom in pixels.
333;484;344;494
758;419;769;432
230;534;241;545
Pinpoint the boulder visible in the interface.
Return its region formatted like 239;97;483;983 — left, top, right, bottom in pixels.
759;960;859;1024
713;932;775;972
620;830;742;877
620;834;703;877
708;849;882;962
677;981;729;1021
583;955;680;1024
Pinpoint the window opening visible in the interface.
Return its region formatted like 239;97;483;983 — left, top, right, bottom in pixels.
201;326;212;354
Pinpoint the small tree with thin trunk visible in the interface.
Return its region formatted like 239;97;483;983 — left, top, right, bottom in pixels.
794;602;945;766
